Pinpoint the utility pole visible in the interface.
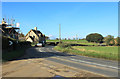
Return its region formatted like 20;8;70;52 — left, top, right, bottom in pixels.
59;24;61;43
76;34;78;40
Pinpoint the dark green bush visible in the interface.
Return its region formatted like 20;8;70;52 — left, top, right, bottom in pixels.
2;36;9;49
105;35;115;46
2;36;31;50
17;41;31;47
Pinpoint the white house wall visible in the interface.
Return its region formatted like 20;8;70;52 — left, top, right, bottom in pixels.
26;30;46;43
26;37;33;42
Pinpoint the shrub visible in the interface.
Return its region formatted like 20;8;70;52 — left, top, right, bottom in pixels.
58;43;71;48
115;37;120;46
105;35;115;46
2;36;31;50
109;39;115;46
2;36;9;49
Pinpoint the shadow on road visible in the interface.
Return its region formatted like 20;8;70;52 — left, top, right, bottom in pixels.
13;46;75;61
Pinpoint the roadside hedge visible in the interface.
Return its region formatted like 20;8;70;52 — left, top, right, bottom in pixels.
2;36;9;49
58;43;71;48
2;36;31;50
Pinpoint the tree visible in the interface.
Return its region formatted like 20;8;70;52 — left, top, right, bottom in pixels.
56;38;59;40
109;39;115;46
19;33;24;37
105;35;115;46
86;33;104;43
115;37;120;46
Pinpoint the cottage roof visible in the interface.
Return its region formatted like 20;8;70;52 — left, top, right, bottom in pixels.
32;29;42;34
25;29;43;38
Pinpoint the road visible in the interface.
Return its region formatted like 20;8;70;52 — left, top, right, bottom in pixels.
2;45;118;77
23;46;118;77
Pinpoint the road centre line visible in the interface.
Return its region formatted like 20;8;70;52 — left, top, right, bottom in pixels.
51;47;118;69
70;58;119;69
37;48;119;70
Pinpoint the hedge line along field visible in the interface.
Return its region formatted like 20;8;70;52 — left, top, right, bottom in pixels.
46;40;88;43
46;40;106;46
54;45;118;61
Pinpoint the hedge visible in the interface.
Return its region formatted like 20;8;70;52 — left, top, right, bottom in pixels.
2;36;31;50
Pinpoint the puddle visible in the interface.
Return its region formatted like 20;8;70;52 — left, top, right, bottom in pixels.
52;75;67;79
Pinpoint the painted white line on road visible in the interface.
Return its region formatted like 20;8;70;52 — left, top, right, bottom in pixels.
37;47;119;70
70;59;119;69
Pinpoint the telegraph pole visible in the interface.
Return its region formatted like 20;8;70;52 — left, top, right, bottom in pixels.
76;34;78;40
59;24;61;43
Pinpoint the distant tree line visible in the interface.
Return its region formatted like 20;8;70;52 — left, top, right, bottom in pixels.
86;33;120;46
55;33;120;46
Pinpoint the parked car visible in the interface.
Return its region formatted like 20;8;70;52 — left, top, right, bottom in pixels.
35;41;45;47
36;43;43;47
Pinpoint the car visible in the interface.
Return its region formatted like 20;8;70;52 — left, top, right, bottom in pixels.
36;43;43;47
35;41;46;47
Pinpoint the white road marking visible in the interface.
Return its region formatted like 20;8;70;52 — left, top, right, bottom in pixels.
70;59;119;69
37;47;119;70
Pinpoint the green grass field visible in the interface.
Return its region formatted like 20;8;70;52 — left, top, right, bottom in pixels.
52;40;118;60
54;46;118;60
47;39;87;42
47;40;106;46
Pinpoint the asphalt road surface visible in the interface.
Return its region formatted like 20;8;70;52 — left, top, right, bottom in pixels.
22;45;118;77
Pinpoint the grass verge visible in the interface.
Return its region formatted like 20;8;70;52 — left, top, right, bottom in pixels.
54;45;118;61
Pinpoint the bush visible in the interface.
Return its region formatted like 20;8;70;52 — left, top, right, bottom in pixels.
2;36;31;50
105;35;115;46
58;43;71;48
18;41;31;47
115;37;120;46
2;36;9;49
109;40;115;46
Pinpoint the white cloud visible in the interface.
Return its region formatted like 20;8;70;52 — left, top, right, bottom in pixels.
47;35;56;39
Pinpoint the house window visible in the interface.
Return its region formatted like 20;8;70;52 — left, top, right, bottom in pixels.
33;36;35;38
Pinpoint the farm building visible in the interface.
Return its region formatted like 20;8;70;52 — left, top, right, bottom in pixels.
25;27;46;43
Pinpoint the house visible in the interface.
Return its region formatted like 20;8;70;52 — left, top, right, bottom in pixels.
0;18;19;39
25;27;46;43
45;36;49;40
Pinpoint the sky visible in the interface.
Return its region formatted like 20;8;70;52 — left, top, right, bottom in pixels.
1;0;119;2
2;2;118;39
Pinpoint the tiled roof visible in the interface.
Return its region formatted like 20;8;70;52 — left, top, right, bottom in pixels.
32;29;43;37
32;29;42;34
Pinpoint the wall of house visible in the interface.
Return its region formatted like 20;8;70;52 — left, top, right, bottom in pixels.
26;37;33;42
26;30;46;43
26;30;39;42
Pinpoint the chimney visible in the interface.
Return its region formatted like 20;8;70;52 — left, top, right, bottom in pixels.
34;27;37;30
